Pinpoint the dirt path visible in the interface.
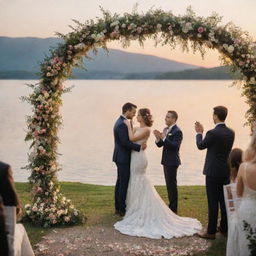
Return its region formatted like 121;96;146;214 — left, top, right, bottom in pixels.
35;226;210;256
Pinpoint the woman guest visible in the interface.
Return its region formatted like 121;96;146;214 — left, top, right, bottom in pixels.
225;148;243;256
235;133;256;255
0;161;34;256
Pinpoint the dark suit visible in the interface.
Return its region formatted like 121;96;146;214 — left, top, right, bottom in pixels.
113;116;141;213
196;123;235;234
156;124;183;213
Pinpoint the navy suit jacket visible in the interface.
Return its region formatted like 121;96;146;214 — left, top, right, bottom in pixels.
196;123;235;177
156;124;183;167
113;116;141;164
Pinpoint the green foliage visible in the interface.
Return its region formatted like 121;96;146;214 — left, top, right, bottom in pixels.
244;221;256;256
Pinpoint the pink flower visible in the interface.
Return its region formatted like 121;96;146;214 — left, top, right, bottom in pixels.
68;45;73;50
40;129;46;134
64;216;70;222
198;26;205;33
58;84;64;90
234;39;241;45
136;27;143;33
110;31;120;38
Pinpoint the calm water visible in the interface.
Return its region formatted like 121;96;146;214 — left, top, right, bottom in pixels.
0;80;251;185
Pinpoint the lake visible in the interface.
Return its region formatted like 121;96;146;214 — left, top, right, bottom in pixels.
0;80;251;185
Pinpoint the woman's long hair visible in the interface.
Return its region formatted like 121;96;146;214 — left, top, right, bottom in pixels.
0;198;9;256
229;148;243;182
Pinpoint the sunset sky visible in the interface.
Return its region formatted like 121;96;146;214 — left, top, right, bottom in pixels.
1;0;255;67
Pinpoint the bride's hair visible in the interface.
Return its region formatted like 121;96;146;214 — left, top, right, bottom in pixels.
139;108;153;127
243;132;256;163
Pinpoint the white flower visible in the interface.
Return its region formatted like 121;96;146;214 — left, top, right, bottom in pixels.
156;23;162;31
25;204;30;209
32;206;38;212
249;77;256;84
223;44;228;50
182;27;189;34
185;22;192;29
110;20;119;27
227;45;234;53
74;43;86;50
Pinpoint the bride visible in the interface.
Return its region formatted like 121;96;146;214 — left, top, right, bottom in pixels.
114;108;202;239
234;132;256;255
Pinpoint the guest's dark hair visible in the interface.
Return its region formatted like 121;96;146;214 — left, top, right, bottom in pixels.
139;108;153;127
229;148;243;182
122;102;137;114
213;106;228;121
0;199;9;256
168;110;178;121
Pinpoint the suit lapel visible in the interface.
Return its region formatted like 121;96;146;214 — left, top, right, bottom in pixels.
170;124;177;133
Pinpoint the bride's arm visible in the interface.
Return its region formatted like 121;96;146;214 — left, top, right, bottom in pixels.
236;164;244;197
124;120;150;142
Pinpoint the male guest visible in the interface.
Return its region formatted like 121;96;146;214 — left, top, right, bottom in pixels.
195;106;235;239
154;110;183;214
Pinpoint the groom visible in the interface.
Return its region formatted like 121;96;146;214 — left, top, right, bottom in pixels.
113;102;146;216
154;110;183;213
195;106;235;239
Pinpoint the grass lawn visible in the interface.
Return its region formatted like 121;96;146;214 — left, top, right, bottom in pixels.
16;182;226;256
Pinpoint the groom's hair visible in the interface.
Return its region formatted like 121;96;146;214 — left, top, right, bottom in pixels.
213;106;228;121
122;103;137;114
168;110;178;121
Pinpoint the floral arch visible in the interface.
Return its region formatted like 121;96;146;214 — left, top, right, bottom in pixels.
23;8;256;226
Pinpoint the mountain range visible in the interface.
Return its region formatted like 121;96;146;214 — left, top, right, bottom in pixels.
0;37;233;79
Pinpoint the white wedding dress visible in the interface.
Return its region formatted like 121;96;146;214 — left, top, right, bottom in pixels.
114;128;202;239
236;179;256;255
224;182;241;256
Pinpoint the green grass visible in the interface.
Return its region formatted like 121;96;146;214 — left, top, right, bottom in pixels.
16;182;226;256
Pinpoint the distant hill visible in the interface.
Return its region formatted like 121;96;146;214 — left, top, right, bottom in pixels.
0;66;235;80
0;37;235;80
0;36;198;73
154;66;235;80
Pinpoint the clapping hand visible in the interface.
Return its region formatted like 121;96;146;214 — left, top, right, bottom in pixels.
195;121;204;133
153;129;163;140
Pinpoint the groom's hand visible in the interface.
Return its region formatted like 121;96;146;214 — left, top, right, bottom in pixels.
141;143;147;150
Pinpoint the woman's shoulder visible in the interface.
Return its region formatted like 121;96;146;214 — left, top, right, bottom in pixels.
140;126;151;133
